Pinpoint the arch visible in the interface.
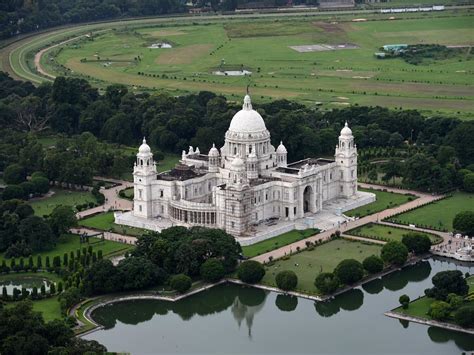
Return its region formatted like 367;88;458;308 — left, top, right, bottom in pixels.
303;185;314;213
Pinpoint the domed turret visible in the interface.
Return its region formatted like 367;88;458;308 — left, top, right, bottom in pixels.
247;150;258;180
276;141;287;168
340;122;352;137
138;137;151;155
208;143;220;173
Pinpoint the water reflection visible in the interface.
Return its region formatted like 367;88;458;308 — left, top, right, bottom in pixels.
231;289;266;338
275;294;298;312
427;326;474;349
314;288;364;316
362;278;383;294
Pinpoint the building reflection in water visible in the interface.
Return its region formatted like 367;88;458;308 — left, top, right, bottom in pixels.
231;287;267;339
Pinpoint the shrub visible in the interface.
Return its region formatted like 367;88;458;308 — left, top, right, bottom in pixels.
200;258;225;283
334;259;364;285
402;233;431;255
399;294;410;309
362;255;384;274
454;305;474;328
428;300;450;320
381;241;408;266
275;270;298;291
170;274;192;294
314;272;340;294
237;260;265;284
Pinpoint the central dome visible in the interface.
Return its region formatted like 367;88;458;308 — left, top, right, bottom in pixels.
228;95;267;133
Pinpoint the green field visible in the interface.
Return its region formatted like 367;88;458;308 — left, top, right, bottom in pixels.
391;192;474;231
347;223;443;243
242;229;319;258
78;211;148;237
346;188;415;218
4;10;473;118
261;238;382;294
30;188;97;216
0;234;131;267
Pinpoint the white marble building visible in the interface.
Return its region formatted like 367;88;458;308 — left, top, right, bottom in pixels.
115;94;374;242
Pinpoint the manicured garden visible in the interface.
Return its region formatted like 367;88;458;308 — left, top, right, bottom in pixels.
387;192;474;231
347;223;443;244
0;234;131;267
78;211;149;237
260;238;382;294
345;188;415;218
241;228;319;258
30;188;98;216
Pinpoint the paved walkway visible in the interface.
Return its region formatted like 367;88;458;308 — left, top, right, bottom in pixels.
76;178;133;219
253;184;444;263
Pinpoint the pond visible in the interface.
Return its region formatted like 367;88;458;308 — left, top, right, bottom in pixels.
0;276;53;295
84;258;474;354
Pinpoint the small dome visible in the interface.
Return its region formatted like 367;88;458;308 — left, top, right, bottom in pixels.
208;143;219;156
228;95;267;134
138;138;151;154
247;151;257;161
340;122;352;136
231;156;245;169
276;141;287;154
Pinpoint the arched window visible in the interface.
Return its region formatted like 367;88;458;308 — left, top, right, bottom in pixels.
234;146;237;155
342;142;345;148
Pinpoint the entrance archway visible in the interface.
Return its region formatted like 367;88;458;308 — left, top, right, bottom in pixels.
303;186;313;213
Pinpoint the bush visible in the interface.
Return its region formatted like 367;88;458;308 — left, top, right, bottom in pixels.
3;163;26;185
424;270;468;300
199;258;225;283
237;260;265;284
428;300;450;320
402;233;431;255
275;270;298;291
381;241;408;266
314;273;340;294
454;305;474;328
399;294;410;309
334;259;364;285
170;274;192;294
362;255;384;274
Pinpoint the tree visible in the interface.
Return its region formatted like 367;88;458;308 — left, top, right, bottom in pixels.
200;258;225;283
334;259;364;285
463;173;474;192
425;270;468;300
453;211;474;235
454;305;474;328
381;241;408;266
428;300;451;320
362;255;384;274
3;163;26;184
401;233;432;255
31;177;50;195
275;270;298;291
170;274;192;293
19;216;55;251
49;206;77;236
117;256;167;291
83;259;121;295
2;185;25;200
399;294;410;309
315;272;340;294
237;260;265;284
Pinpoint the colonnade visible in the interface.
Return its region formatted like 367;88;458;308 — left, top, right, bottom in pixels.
170;206;216;225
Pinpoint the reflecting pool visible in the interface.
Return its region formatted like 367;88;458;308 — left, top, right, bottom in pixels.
84;257;474;354
0;276;52;295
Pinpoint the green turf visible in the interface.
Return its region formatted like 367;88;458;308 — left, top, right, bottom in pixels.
6;10;473;118
78;211;148;237
120;187;134;200
242;228;319;258
347;223;443;244
392;192;474;230
345;188;415;218
30;188;97;216
261;238;382;294
0;234;132;267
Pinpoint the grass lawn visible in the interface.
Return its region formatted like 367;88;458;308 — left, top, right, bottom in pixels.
391;192;474;231
0;234;132;268
346;188;415;218
78;211;149;237
242;229;319;258
260;238;382;294
347;223;443;244
120;187;134;200
30;188;98;216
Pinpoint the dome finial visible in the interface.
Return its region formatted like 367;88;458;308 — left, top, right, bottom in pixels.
243;93;252;111
143;137;147;144
345;121;348;127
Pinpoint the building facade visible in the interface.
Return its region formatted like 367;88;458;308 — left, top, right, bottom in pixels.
122;94;359;237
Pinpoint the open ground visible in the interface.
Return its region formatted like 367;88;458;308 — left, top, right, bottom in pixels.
2;9;473;118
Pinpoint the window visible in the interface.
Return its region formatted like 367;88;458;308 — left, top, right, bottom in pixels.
329;173;332;180
265;193;268;201
234;147;237;155
139;205;142;212
340;171;343;179
160;190;163;197
231;222;235;228
231;205;235;214
340;186;343;193
351;170;354;178
139;189;142;199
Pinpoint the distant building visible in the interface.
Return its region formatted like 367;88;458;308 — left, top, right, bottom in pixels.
318;0;355;9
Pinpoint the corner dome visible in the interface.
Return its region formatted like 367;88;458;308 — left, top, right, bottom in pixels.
208;143;219;156
138;138;151;154
340;122;352;136
276;141;287;154
228;95;267;133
